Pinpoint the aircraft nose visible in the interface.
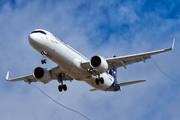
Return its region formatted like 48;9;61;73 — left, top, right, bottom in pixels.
28;33;41;46
29;33;37;43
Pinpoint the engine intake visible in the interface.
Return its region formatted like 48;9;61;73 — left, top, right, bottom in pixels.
33;67;52;84
90;56;108;73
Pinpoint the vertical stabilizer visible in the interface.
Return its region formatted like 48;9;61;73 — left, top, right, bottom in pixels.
108;55;118;83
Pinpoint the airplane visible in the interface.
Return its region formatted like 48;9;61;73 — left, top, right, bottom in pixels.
5;29;175;92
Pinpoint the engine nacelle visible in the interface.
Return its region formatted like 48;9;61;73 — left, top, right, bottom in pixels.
90;56;108;73
33;67;52;84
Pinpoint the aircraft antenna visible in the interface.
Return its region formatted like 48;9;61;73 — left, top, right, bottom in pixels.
151;57;180;85
31;84;90;120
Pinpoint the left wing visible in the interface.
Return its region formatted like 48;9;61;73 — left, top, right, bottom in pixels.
5;71;36;84
82;39;175;70
5;66;73;84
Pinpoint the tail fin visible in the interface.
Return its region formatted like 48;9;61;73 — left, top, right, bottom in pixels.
108;55;118;83
108;68;117;82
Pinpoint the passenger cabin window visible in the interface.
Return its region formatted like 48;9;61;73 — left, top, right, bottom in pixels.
31;30;47;35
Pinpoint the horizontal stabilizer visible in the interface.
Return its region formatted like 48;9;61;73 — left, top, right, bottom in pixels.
90;88;98;91
117;80;146;86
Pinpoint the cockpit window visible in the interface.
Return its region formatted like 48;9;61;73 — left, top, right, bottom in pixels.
31;30;47;35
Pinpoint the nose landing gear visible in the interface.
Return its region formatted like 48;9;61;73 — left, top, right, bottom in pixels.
41;59;46;64
41;51;47;64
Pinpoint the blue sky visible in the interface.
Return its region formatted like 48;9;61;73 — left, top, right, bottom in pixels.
0;0;180;120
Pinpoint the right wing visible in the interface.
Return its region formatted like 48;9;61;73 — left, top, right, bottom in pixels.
106;39;175;69
5;66;73;84
81;39;175;70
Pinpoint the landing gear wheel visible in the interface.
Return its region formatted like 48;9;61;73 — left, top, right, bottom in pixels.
95;77;104;85
58;84;67;92
41;59;47;64
100;77;104;84
95;78;100;85
41;51;47;64
62;84;67;91
56;74;67;92
58;85;62;92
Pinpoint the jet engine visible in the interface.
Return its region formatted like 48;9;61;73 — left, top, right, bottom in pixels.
33;67;52;84
90;56;108;73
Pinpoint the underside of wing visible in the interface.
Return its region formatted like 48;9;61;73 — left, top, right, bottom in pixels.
6;66;73;84
81;39;175;70
106;39;175;69
49;66;73;81
6;71;36;84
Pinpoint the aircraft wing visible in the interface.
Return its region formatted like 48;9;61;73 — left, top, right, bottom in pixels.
5;72;37;83
82;39;175;70
6;66;73;84
48;66;73;80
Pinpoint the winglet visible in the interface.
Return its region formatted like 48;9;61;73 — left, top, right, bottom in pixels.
171;39;175;50
163;39;175;52
5;71;9;81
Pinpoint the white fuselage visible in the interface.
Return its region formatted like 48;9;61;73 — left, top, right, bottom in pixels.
28;29;114;91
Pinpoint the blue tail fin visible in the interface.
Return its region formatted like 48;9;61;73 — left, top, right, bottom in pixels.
108;68;117;83
108;55;118;83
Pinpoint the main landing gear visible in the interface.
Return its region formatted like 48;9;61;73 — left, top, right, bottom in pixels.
41;51;47;64
95;77;104;85
58;84;67;92
56;74;67;92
